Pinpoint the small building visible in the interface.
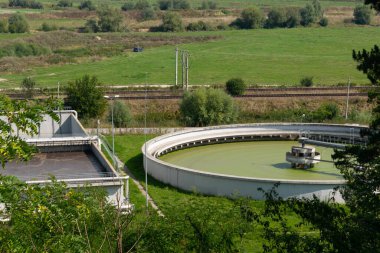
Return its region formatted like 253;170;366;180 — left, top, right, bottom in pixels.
286;145;321;168
2;110;131;210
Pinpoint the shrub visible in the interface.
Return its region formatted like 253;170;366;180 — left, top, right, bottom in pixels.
83;19;99;32
319;17;328;27
265;8;287;28
57;0;72;7
285;8;300;28
134;0;150;10
97;5;123;32
65;75;107;119
20;77;36;98
312;103;339;121
121;1;134;11
226;78;246;96
231;7;264;29
8;14;29;33
108;100;132;128
9;0;43;9
139;7;156;21
300;4;316;26
186;21;212;31
200;0;217;10
312;0;323;19
158;0;190;10
180;88;237;127
161;12;183;32
300;76;313;87
0;42;49;58
0;19;8;33
41;22;58;31
353;5;372;25
79;0;95;11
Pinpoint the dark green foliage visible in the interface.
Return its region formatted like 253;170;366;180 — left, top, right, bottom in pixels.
65;75;107;119
231;7;264;29
180;88;237;126
158;0;190;10
121;1;134;11
319;17;329;27
139;7;156;21
300;76;313;87
20;77;36;99
226;78;246;96
300;4;316;26
353;45;380;85
200;0;217;10
364;0;380;11
285;8;301;27
0;42;50;58
312;102;339;121
312;0;323;19
8;14;29;33
134;0;150;10
186;21;213;31
83;18;99;33
265;8;287;28
57;0;72;7
41;22;58;31
8;0;43;9
108;100;132;128
0;19;8;33
353;5;372;25
161;12;184;32
97;5;123;32
79;0;95;10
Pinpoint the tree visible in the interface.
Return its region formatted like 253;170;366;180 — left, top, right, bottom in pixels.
0;95;60;167
300;4;316;26
353;5;372;25
108;100;132;128
285;8;301;28
231;7;264;29
158;0;191;10
65;75;107;119
8;13;29;33
161;12;184;32
226;78;246;96
97;5;123;32
20;77;36;99
353;45;380;85
265;8;287;28
79;0;96;11
364;0;380;11
180;88;237;127
57;0;72;7
134;0;150;10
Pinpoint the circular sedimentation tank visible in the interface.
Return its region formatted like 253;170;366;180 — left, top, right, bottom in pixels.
142;124;367;202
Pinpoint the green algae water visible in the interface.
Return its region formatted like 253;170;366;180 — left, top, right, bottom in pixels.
160;141;343;181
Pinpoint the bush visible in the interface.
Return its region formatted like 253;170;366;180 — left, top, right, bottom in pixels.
97;5;123;32
8;14;29;33
265;8;287;28
158;0;190;10
139;7;156;21
108;100;132;128
0;19;8;33
285;8;300;28
121;1;134;11
9;0;43;9
57;0;72;7
0;42;50;58
226;78;246;96
186;21;212;31
312;103;339;121
83;19;99;32
231;7;264;29
20;77;36;98
134;0;150;10
300;4;316;26
180;88;237;127
300;76;313;87
161;12;183;32
41;22;58;31
200;0;217;10
319;17;328;27
79;0;95;11
353;5;372;25
65;75;107;119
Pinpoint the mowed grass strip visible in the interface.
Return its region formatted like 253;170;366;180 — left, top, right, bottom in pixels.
1;27;379;87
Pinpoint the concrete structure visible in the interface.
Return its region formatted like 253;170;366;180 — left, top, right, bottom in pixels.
3;111;130;209
142;123;368;202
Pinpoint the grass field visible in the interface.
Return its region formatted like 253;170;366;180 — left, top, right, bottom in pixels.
0;27;378;88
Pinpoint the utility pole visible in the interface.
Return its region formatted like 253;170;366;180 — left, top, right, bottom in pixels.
185;52;189;91
345;77;351;120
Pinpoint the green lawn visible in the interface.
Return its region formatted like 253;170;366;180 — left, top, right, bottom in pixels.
1;27;377;88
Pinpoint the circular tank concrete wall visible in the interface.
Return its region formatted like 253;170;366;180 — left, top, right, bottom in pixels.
142;123;367;202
